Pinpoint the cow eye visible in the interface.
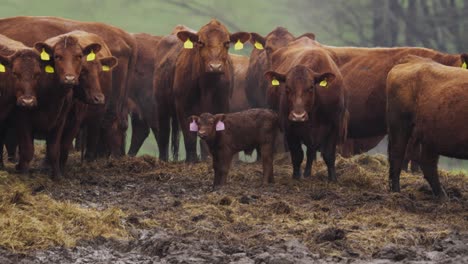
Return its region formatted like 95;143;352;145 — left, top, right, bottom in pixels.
76;55;83;60
54;55;62;61
13;72;20;79
197;41;205;47
224;41;230;48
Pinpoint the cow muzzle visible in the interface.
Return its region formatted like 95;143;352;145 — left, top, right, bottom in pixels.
198;130;208;139
63;74;77;85
17;96;37;108
289;111;308;122
207;62;224;73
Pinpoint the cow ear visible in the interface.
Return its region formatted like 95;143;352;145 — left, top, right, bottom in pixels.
461;53;468;69
100;56;118;71
0;54;11;72
315;72;336;88
83;43;102;57
230;32;250;44
265;71;286;85
34;42;54;61
249;33;266;49
296;32;316;40
189;115;199;123
177;31;199;43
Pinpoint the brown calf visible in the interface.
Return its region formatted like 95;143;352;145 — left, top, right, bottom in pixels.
189;109;278;189
387;55;468;199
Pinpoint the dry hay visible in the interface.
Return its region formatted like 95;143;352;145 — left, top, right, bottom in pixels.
1;148;467;258
0;169;128;252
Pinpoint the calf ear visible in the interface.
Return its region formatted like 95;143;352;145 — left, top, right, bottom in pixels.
265;71;286;86
100;56;118;71
0;54;11;73
189;115;199;132
177;31;199;43
461;53;468;69
83;43;102;59
249;33;266;49
214;114;226;122
296;32;315;40
34;42;54;61
230;32;250;44
315;72;336;88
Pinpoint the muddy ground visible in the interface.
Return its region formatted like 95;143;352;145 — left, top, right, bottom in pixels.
0;150;467;263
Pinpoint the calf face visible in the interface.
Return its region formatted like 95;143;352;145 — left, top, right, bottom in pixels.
76;56;118;105
189;113;225;141
266;65;335;122
177;20;250;74
34;36;101;86
0;50;42;108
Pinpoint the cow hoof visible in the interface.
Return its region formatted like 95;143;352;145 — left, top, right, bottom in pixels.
434;189;448;202
303;170;311;178
15;164;29;174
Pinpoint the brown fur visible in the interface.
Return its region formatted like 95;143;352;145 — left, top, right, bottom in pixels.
127;33;162;157
387;55;468;198
189;109;278;189
265;38;347;181
0;16;139;156
229;54;250;112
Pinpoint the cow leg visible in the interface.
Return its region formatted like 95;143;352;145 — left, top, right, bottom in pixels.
303;147;316;178
287;133;303;180
212;150;233;190
260;143;274;184
0;125;7;169
60;112;86;173
419;145;446;199
200;140;210;161
84;119;101;161
5;127;17;162
387;119;413;193
322;133;338;182
16;121;34;174
155;115;170;162
128;113;149;157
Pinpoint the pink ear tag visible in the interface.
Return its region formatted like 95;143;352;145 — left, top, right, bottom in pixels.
189;120;198;131
215;121;225;131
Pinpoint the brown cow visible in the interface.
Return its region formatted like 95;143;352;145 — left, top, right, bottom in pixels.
265;38;347;181
0;35;43;168
387;55;468;199
320;45;468;140
58;31;118;168
127;33;162;156
246;27;315;109
189;109;278;189
0;16;138;157
164;20;250;162
229;54;250;112
15;33;103;179
153;25;196;161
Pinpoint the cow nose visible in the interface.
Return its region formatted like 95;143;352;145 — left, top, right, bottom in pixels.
290;111;307;122
92;94;105;104
198;130;207;139
209;63;222;72
65;75;76;84
18;96;37;108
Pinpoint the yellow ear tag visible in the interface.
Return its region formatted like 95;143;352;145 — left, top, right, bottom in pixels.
184;39;193;49
319;80;328;87
102;65;110;72
234;39;243;50
45;65;54;73
40;49;50;61
254;41;264;50
86;50;96;61
462;62;467;69
0;63;5;73
271;78;280;86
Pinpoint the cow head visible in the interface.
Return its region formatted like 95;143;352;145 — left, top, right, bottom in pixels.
265;65;335;122
76;56;118;105
189;113;225;141
34;36;102;86
250;27;315;62
0;49;42;108
177;19;250;74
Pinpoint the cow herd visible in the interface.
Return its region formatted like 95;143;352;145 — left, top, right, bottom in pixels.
0;16;466;200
